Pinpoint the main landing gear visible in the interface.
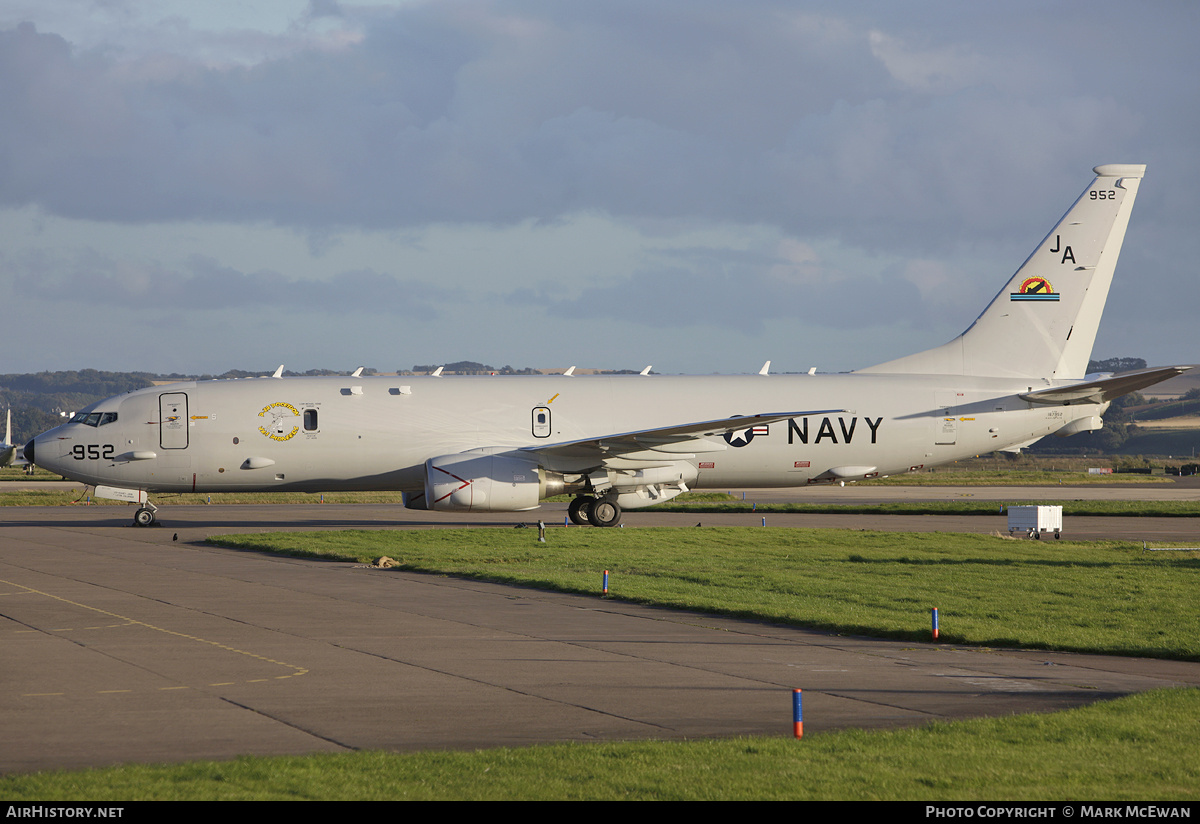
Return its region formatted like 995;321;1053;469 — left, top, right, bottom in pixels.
568;496;623;527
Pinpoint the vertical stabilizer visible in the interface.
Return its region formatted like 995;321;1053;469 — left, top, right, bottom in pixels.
859;164;1145;379
0;409;12;467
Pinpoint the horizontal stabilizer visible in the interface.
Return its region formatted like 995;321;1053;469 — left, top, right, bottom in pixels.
1020;366;1192;405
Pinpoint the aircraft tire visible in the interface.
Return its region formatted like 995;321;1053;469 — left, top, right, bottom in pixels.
568;497;591;526
587;499;622;528
133;507;156;528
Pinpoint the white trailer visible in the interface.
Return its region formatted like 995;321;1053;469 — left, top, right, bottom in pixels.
1007;505;1063;539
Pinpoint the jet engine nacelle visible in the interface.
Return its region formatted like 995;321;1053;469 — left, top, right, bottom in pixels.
422;451;543;512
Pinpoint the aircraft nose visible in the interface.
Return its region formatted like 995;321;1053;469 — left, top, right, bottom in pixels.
22;438;34;465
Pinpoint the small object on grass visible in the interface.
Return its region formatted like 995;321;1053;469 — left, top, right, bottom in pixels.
793;689;803;739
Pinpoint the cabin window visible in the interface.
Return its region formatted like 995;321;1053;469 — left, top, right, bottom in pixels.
304;409;318;431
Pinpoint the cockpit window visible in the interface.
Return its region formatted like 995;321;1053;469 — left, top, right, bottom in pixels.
70;412;116;427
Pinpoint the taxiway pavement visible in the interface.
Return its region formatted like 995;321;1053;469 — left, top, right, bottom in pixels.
2;500;1198;773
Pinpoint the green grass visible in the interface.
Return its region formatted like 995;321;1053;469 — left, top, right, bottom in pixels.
867;469;1171;485
651;498;1200;517
0;466;64;482
3;688;1197;800
212;527;1200;660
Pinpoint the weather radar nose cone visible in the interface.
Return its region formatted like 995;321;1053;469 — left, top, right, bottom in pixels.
23;438;34;465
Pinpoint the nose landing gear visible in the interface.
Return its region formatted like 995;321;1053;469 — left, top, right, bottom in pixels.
133;503;158;527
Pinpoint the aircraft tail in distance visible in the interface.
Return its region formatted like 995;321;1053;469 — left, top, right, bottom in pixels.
1;409;17;467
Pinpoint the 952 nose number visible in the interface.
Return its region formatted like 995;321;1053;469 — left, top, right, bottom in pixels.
70;444;116;460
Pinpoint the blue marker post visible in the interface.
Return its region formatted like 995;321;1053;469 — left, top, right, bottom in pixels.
792;689;803;739
931;607;939;640
602;570;609;595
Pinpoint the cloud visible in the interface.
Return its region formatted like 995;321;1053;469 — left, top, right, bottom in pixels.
12;249;451;317
868;29;985;93
2;1;1198;373
3;1;1188;247
521;242;927;334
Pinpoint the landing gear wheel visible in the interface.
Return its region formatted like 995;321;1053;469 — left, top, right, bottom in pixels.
133;507;156;527
587;499;622;528
568;497;591;526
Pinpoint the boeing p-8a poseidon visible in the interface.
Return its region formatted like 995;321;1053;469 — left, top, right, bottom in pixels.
24;164;1188;527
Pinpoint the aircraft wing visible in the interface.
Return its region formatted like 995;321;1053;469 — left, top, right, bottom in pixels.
1019;366;1192;405
520;410;840;464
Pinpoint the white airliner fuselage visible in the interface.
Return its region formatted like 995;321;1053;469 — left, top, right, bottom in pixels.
27;371;1096;490
25;164;1188;527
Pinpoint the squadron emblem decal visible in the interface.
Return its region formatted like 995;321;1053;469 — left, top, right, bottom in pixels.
258;401;300;442
1010;277;1059;301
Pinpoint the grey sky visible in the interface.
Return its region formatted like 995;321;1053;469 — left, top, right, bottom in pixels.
2;1;1196;375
